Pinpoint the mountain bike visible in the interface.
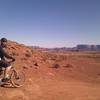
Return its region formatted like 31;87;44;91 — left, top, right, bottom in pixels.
0;61;25;88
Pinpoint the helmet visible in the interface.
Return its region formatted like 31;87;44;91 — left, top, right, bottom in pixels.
1;38;7;42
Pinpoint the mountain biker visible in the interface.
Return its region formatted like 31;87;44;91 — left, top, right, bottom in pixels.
0;38;15;83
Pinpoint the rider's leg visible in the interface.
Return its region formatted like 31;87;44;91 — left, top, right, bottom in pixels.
1;60;11;82
4;65;12;79
1;66;12;82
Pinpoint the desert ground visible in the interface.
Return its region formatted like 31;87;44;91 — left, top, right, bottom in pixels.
0;41;100;100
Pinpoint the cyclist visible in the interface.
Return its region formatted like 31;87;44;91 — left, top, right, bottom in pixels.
0;38;15;83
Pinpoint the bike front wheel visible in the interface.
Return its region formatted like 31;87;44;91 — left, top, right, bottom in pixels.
11;70;25;88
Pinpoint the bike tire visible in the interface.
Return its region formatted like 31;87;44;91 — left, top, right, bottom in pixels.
11;70;25;88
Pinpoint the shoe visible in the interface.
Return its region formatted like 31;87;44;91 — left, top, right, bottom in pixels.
2;77;10;82
0;79;4;85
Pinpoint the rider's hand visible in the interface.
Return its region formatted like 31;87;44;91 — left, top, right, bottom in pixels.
12;58;15;62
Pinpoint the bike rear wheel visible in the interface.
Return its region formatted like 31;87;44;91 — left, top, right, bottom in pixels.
11;70;25;88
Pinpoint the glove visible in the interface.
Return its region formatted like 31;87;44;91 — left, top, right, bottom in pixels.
12;58;15;62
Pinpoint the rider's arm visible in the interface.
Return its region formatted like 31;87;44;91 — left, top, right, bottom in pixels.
1;48;15;60
4;52;14;59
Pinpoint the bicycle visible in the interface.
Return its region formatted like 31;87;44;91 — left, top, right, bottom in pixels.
0;60;25;88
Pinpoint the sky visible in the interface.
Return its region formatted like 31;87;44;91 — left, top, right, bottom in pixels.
0;0;100;48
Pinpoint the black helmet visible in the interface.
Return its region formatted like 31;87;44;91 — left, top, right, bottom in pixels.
1;38;7;42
